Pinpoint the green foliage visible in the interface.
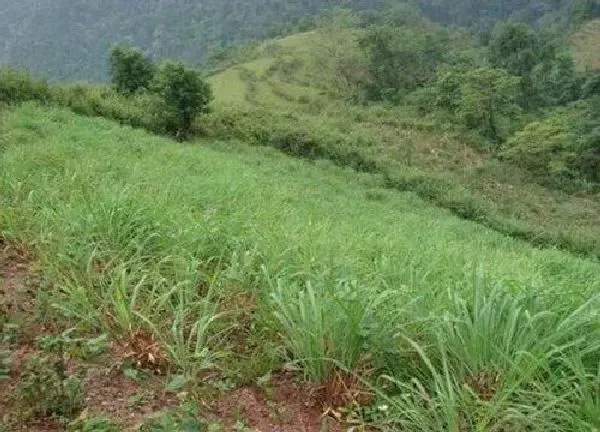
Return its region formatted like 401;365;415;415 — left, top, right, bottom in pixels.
377;278;600;431
137;401;207;431
502;111;579;178
583;73;600;97
139;406;205;432
0;350;10;382
109;45;156;95
502;102;600;183
68;414;120;432
359;25;444;102
151;62;213;139
16;352;84;421
434;66;468;112
52;84;168;134
269;278;387;382
489;22;548;78
456;67;521;142
0;68;51;104
489;21;557;108
3;105;600;429
533;53;582;106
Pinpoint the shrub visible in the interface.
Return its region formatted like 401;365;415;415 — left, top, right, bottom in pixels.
151;62;213;139
501;112;578;178
582;73;600;98
573;130;600;183
17;353;84;421
0;68;51;104
502;104;600;183
53;84;168;134
109;45;156;95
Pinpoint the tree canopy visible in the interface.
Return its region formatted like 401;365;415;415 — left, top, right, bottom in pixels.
0;0;596;81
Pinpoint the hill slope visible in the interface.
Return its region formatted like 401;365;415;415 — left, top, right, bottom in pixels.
2;103;600;429
0;0;595;81
203;30;600;258
0;0;387;81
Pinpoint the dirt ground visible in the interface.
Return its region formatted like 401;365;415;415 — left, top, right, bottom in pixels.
0;245;343;431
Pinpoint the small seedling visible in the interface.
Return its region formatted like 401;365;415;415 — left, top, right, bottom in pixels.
138;405;205;432
68;411;120;432
0;350;10;381
16;353;84;421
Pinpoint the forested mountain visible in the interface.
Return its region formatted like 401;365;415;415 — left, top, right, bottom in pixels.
417;0;600;32
0;0;385;81
1;0;598;81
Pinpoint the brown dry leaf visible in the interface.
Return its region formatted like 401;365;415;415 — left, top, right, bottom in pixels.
115;331;170;375
467;368;503;401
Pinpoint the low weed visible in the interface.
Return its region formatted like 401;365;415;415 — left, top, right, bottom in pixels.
16;352;84;422
268;276;391;384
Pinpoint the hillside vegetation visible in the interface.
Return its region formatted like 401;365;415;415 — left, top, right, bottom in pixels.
1;0;599;81
2;104;600;430
2;2;600;430
202;21;600;259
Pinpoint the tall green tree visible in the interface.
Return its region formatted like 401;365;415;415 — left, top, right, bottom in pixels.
151;62;213;139
359;25;444;102
109;45;155;95
488;22;555;108
457;67;521;142
533;53;582;106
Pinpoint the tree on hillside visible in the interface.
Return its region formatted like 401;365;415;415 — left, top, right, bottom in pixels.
583;73;600;98
109;45;156;95
359;25;444;102
533;53;582;106
457;67;521;142
489;22;555;107
151;62;213;140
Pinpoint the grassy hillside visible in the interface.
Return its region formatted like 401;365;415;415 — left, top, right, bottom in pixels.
2;104;600;430
571;18;600;71
203;30;600;259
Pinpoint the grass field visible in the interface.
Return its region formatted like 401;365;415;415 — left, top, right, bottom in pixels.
2;104;600;430
203;31;600;259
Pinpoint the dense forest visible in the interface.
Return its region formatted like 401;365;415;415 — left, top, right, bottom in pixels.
1;0;599;81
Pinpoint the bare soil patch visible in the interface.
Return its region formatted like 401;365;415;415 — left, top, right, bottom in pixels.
213;371;341;432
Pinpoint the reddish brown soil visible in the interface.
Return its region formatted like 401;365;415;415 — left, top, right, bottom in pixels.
213;372;341;432
1;245;345;431
82;367;179;430
0;247;178;431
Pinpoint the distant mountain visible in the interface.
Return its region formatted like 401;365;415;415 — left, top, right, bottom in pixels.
1;0;597;81
0;0;386;81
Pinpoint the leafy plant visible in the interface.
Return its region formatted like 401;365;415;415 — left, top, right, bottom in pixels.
16;353;84;421
0;68;51;104
68;414;120;432
269;276;390;383
151;62;213;139
139;403;205;432
109;45;156;96
374;274;600;431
